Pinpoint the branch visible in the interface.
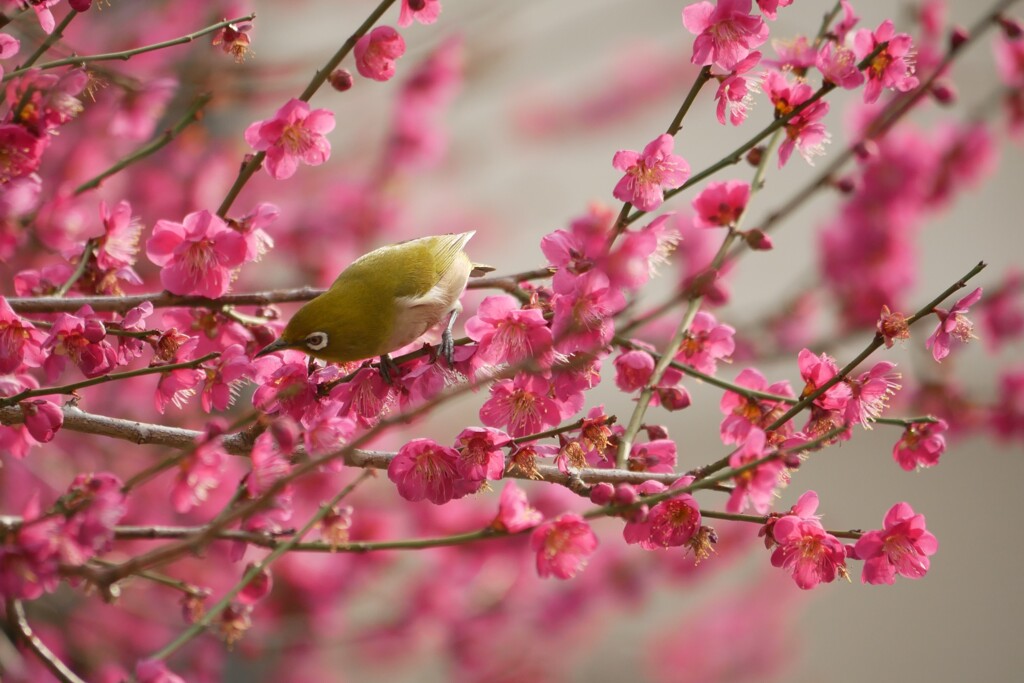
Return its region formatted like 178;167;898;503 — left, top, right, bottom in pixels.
15;9;77;72
5;600;88;683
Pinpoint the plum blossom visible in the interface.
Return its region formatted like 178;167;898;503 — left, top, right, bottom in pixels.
719;368;795;444
612;134;690;211
245;99;335;180
726;428;783;514
816;42;864;89
614;348;655;392
530;514;598;579
454;426;509;481
172;427;228;513
844;361;901;428
0;296;45;373
354;26;406;82
387;438;461;504
715;51;761;125
892;419;948;471
20;399;63;443
492;482;542;532
682;0;769;71
399;0;441;27
854;502;937;585
146;210;249;298
0;123;47;183
762;70;831;166
798;348;852;412
770;515;847;589
464;295;553;368
692;180;750;228
550;271;626;353
480;373;561;438
42;306;118;381
925;287;982;362
624;478;702;550
854;20;920;104
676;311;735;374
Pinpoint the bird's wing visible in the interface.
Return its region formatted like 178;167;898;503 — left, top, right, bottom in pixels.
429;232;475;280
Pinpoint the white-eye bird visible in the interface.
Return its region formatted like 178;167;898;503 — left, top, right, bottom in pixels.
256;232;491;377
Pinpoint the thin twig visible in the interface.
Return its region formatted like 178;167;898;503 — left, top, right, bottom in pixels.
6;600;88;683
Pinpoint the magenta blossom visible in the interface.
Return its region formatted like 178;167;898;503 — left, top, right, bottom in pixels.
172;428;228;513
530;513;598;579
763;70;831;166
20;399;63;443
0;296;45;373
727;428;783;514
354;26;406;82
854;20;920;104
612;133;690;211
715;51;761;126
493;482;542;533
398;0;441;26
844;361;902;428
682;0;769;71
551;271;626;354
676;310;735;374
464;295;553;368
816;42;864;90
719;367;794;444
96;200;142;272
798;348;852;412
892;419;948;471
388;438;462;505
454;426;509;481
0;123;46;183
692;180;750;228
245;99;335;180
925;287;982;362
41;306;118;381
770;516;847;589
756;0;793;20
146;210;249;298
480;373;562;438
627;439;678;474
614;348;655;392
854;502;937;585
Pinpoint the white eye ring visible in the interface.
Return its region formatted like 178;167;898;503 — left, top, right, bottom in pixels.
305;331;329;351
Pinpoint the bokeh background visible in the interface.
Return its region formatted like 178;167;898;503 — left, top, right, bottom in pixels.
236;1;1024;682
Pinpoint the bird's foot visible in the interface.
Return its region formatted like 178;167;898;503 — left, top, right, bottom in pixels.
437;329;455;367
378;354;400;385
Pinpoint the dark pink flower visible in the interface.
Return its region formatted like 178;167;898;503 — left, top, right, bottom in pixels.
480;373;561;438
614;348;655;392
854;502;937;585
624;478;701;550
770;516;847;589
247;432;292;498
798;348;852;412
844;361;901;427
550;271;625;353
756;0;793;20
877;305;910;348
146;210;249;298
330;366;397;427
388;438;461;504
172;428;228;513
692;180;750;228
244;99;335;180
398;0;441;26
727;428;783;514
892;419;948;470
454;426;509;481
493;482;542;532
676;311;735;374
464;295;553;368
212;20;253;62
6;68;87;134
201;343;254;413
540;204;613;294
715;51;761;126
816;42;864;89
0;123;46;183
155;368;204;413
354;26;406;82
253;352;319;420
925;287;982;362
20;399;62;443
231;202;278;262
96;200;142;272
41;306;118;381
627;439;677;474
682;0;769;71
0;494;60;599
853;20;920;104
530;513;598;579
612;134;690;211
0;296;45;373
59;473;126;565
762;70;831;166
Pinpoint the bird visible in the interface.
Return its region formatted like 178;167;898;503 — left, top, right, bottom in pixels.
256;231;491;379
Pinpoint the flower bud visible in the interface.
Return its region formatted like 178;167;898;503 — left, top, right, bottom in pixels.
644;424;669;440
329;68;354;92
998;15;1023;39
613;483;638;506
930;80;957;105
949;26;970;51
743;228;773;251
745;146;764;167
589;482;614;505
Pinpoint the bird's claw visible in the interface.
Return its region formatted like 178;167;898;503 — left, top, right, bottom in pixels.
378;354;399;385
439;329;455;367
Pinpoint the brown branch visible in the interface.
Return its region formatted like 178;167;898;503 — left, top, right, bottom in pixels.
5;600;87;683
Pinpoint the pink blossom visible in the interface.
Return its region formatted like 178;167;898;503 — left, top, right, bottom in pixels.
237;563;273;606
727;428;783;514
853;20;920;104
816;42;864;89
844;361;901;427
493;482;542;532
0;296;45;373
0;123;47;183
247;432;292;497
110;78;177;141
0;33;19;60
42;306;118;381
330;366;397;427
892;419;948;470
530;514;598;579
212;20;253;62
230;202;278;262
354;26;406;82
625;479;701;550
682;0;769;71
253;352;320;420
172;428;228;513
0;494;60;599
612;134;690;211
770;516;847;589
301;401;357;458
398;0;441;27
676;310;735;374
768;36;817;72
20;399;63;443
464;295;553;368
926;286;983;362
0;374;41;458
155;368;204;413
58;473;126;565
146;210;249;298
614;348;655;392
479;373;561;437
719;367;795;444
201;343;254;413
798;348;852;412
244;99;335;180
454;426;509;481
6;68;87;133
96;200;142;272
692;180;750;228
854;502;937;585
540;204;613;294
551;271;625;353
762;70;831;166
756;0;793;20
715;51;761;126
627;439;677;474
602;214;681;291
387;438;461;504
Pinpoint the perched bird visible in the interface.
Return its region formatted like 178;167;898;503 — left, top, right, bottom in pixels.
256;232;491;377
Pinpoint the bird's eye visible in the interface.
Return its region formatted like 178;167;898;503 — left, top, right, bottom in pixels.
304;331;329;351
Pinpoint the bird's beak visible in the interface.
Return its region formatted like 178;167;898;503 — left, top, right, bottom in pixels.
255;338;289;358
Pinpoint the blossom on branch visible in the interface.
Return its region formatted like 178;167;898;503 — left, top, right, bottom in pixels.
612;134;690;211
245;99;335;180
